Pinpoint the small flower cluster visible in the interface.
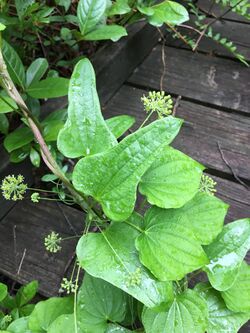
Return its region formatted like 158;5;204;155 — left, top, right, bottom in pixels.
141;91;173;118
1;175;27;201
44;231;62;253
0;314;12;329
199;174;217;196
60;278;77;294
31;192;40;203
126;268;142;287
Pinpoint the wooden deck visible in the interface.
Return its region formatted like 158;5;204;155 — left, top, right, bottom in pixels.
0;8;249;330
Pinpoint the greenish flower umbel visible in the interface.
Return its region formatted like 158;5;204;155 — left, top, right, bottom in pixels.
44;231;62;253
1;174;27;201
199;174;217;196
31;192;40;203
60;277;77;294
141;91;173;118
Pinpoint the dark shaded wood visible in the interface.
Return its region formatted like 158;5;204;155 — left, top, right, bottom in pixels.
105;85;250;180
0;200;84;297
128;45;250;114
166;17;250;60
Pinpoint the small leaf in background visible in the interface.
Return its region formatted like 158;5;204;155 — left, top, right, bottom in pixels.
139;146;204;209
204;218;250;291
73;117;182;222
0;114;9;135
77;0;106;35
148;0;189;26
155;192;228;245
41;174;59;182
29;148;41;167
77;213;174;308
43;120;64;142
77;274;127;332
2;40;26;90
142;289;208;333
221;261;250;313
105;115;135;138
7;316;30;333
4;127;33;153
136;206;208;281
28;296;73;332
108;0;131;15
26;58;49;87
57;58;117;158
84;25;128;42
55;0;71;12
10;145;31;163
195;282;250;333
15;281;38;308
0;23;6;31
14;0;35;19
47;314;74;333
26;77;69;99
0;95;17;113
0;283;7;302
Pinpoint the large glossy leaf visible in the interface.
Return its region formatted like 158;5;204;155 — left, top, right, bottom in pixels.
142;289;208;333
106;115;135;139
77;0;106;35
28;296;73;332
204;218;250;291
4;127;33;153
2;40;25;89
221;261;250;313
47;314;74;333
77;274;127;332
76;213;174;308
57;58;116;158
73;116;182;221
26;77;69;99
26;58;48;87
84;25;128;41
148;1;189;26
195;282;250;333
6;317;32;333
139;146;204;208
152;192;228;245
136;206;208;281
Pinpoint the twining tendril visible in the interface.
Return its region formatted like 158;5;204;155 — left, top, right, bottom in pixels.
1;174;27;201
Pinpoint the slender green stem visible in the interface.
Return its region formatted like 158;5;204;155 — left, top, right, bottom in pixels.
62;235;80;241
139;110;154;129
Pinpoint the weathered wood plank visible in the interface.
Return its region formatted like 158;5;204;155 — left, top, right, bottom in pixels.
105;85;250;180
0;200;84;297
166;17;250;60
128;45;250;114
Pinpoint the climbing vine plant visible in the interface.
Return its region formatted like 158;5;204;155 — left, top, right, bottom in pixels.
0;51;250;333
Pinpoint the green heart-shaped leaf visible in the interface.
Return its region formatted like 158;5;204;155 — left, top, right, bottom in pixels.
204;218;250;291
73;116;182;221
136;206;208;281
221;261;250;313
195;282;250;333
77;274;127;332
47;314;74;333
142;289;208;333
139;146;204;208
57;58;116;158
76;213;174;308
106;115;135;139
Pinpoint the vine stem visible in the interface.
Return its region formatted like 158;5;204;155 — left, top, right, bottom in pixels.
0;46;103;222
